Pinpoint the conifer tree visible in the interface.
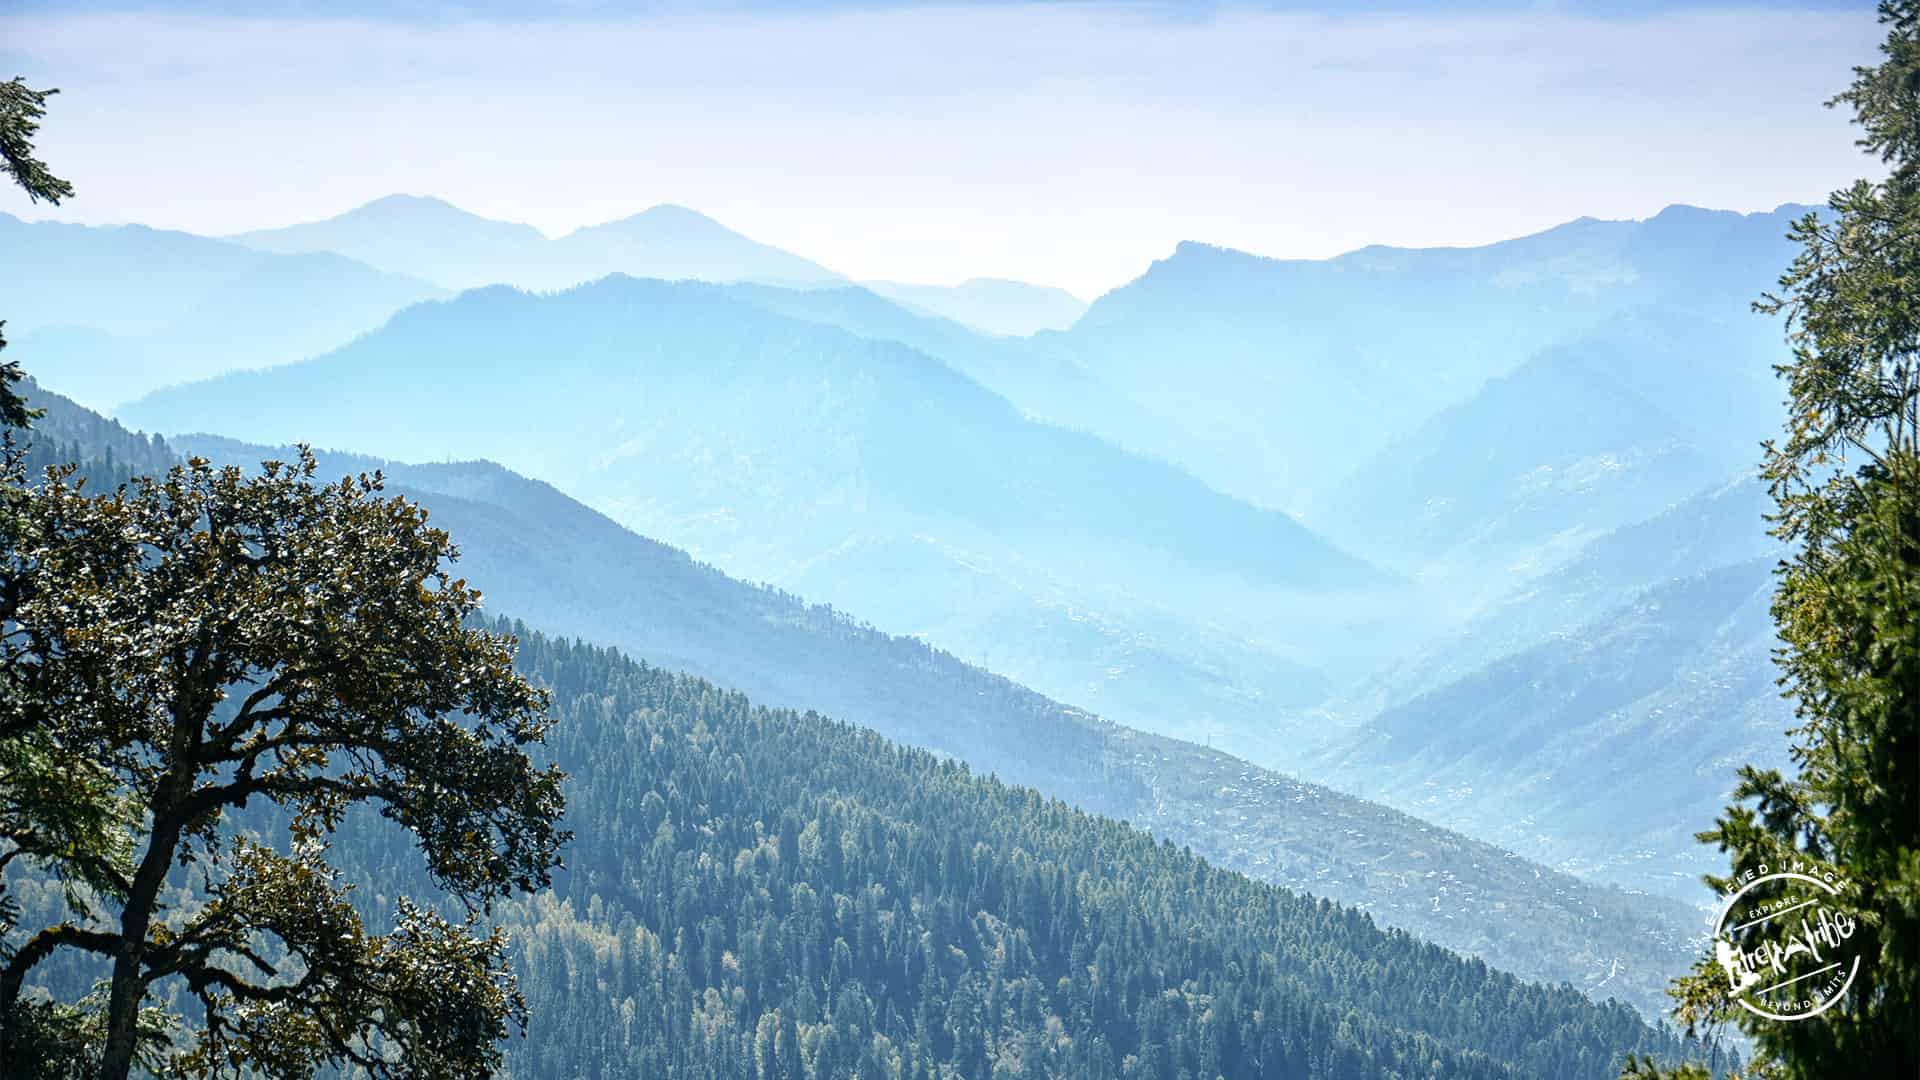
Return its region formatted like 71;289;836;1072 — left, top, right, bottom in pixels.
1643;4;1920;1076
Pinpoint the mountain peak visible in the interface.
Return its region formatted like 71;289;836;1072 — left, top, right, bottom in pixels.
357;192;462;213
573;203;735;239
555;205;843;285
275;193;513;230
639;202;718;222
1644;202;1728;225
1169;239;1239;259
1645;201;1824;228
230;193;544;246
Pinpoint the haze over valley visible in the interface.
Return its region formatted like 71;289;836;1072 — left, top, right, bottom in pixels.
8;6;1905;1075
8;188;1808;908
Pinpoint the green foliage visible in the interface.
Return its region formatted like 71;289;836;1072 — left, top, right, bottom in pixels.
1620;1055;1714;1080
0;78;71;206
0;448;567;1078
0;344;38;433
345;622;1715;1080
169;434;1707;1020
0;74;68;430
1649;4;1920;1077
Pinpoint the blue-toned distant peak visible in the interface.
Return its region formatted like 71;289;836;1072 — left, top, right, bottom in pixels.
551;203;846;286
337;192;498;219
859;276;1088;336
1098;200;1821;305
232;192;543;238
225;194;845;290
2;211;449;410
565;202;728;238
226;194;549;293
956;276;1074;296
1119;240;1278;285
364;192;470;213
1645;201;1807;224
339;272;950;369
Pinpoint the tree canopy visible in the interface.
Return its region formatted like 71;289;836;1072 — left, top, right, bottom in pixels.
1648;3;1920;1076
437;621;1712;1079
0;450;568;1077
0;76;67;430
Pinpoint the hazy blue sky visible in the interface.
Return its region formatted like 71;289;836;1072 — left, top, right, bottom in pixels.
0;2;1885;295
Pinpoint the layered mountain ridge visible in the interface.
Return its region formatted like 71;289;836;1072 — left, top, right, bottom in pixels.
1;211;445;410
21;195;1815;986
10;373;1701;1021
118;274;1387;749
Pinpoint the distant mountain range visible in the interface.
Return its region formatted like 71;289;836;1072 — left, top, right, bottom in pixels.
862;277;1086;336
117;275;1381;747
1312;477;1794;899
4;196;1099;414
228;194;553;288
1306;305;1783;588
16;379;1722;1069
10;391;1691;1022
1001;205;1810;527
1;212;445;410
229;194;843;291
18;195;1814;928
228;194;1086;337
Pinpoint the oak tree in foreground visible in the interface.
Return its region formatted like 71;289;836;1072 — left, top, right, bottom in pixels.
0;449;568;1079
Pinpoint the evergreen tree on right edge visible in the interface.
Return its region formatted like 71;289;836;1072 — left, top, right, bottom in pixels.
1629;4;1920;1077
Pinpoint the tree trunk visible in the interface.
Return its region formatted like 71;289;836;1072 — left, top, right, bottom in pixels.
98;810;182;1079
98;937;146;1080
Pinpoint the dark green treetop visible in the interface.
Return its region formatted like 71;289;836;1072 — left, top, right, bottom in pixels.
0;76;68;430
1641;4;1920;1077
0;451;568;1078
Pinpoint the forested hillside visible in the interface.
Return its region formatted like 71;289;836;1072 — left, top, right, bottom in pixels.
10;375;173;482
7;612;1719;1076
362;625;1716;1079
159;429;1704;1020
6;3;1908;1075
0;399;1726;1073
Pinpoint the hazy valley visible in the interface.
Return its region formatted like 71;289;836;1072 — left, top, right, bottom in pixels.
8;189;1821;1074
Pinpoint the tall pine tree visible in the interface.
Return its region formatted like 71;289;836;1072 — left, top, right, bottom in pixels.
1639;4;1920;1077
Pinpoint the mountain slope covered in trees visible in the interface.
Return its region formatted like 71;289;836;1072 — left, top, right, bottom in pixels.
153;427;1701;1020
11;384;1728;1068
7;609;1718;1076
387;625;1716;1078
